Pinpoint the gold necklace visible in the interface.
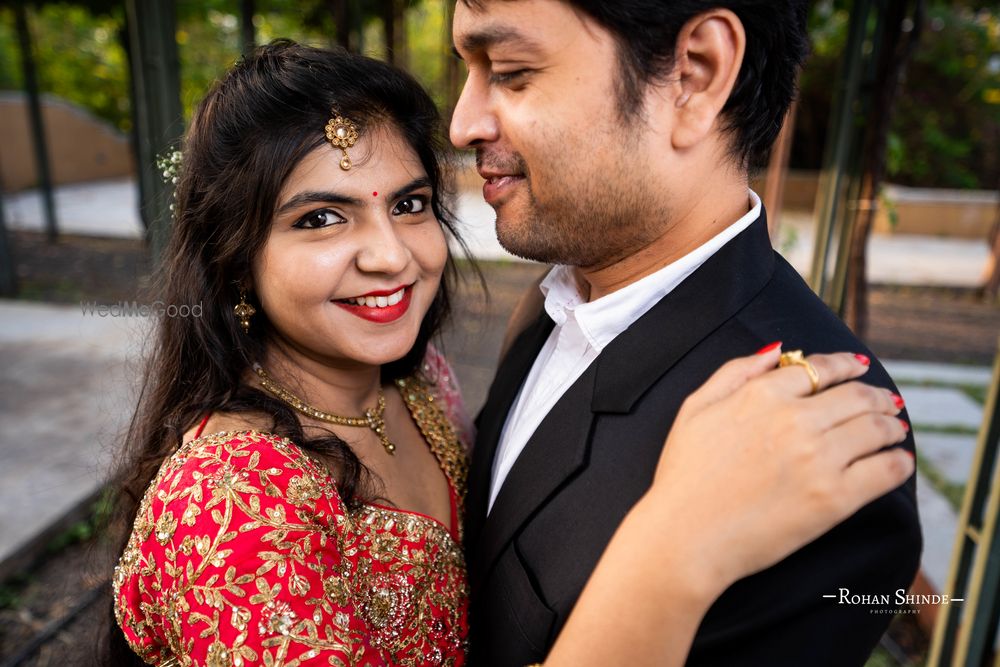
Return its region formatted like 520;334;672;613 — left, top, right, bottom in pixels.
252;364;396;455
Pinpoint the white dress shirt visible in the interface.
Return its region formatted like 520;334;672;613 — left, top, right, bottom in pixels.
487;190;763;512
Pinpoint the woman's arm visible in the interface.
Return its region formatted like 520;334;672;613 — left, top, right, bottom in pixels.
114;433;377;665
543;345;913;666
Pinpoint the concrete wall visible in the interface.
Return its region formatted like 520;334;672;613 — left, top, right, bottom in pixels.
0;92;134;192
875;183;998;239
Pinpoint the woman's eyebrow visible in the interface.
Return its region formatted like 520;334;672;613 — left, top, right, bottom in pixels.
389;176;432;201
276;177;432;215
276;190;361;214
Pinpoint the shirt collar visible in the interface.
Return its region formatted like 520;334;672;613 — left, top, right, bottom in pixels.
539;189;763;352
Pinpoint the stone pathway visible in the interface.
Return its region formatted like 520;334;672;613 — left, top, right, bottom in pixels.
888;360;994;597
0;300;144;567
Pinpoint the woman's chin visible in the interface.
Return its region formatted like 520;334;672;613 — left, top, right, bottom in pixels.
344;335;422;369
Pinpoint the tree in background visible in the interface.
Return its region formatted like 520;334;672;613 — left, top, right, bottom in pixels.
844;0;925;339
796;0;1000;191
2;0;996;201
0;1;458;131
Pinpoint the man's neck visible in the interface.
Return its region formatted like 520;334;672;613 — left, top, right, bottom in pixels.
576;184;753;302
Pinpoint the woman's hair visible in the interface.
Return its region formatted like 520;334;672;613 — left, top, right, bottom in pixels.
101;40;470;664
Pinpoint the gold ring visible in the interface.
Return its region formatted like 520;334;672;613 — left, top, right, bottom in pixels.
779;350;820;395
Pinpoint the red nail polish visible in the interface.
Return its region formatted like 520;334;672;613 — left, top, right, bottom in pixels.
855;354;871;366
904;449;915;459
891;394;905;410
899;418;910;433
755;341;782;355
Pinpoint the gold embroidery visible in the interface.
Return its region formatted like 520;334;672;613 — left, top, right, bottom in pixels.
114;373;470;666
398;376;469;533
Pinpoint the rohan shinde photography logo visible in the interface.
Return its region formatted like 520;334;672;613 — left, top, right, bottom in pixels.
824;588;964;615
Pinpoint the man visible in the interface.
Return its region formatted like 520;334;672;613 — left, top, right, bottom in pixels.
450;1;922;665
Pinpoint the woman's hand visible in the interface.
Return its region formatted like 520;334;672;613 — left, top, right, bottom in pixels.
645;343;912;597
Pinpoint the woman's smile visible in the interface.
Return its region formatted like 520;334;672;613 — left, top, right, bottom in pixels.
333;284;413;323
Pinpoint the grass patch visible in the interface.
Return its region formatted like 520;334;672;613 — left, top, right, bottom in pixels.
916;456;967;513
0;573;29;610
864;646;900;667
957;384;989;406
913;423;980;437
0;490;113;611
897;379;991;407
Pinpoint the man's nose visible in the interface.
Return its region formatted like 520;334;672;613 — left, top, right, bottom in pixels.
449;74;499;149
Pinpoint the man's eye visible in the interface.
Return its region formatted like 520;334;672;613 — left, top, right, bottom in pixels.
293;209;346;229
393;196;428;216
490;69;529;85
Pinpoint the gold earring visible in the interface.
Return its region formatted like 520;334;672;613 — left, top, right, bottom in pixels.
233;290;256;334
325;110;359;170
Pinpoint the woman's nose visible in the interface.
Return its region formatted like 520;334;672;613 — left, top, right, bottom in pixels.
355;217;410;275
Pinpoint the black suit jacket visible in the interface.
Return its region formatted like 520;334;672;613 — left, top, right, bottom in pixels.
465;212;922;666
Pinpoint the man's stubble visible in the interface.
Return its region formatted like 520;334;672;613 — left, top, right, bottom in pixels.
487;126;669;271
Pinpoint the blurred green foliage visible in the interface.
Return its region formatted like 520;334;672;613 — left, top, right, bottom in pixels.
0;0;997;189
0;4;131;130
795;0;1000;189
891;4;1000;189
0;0;452;132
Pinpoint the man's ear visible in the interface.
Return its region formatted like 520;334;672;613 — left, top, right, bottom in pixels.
669;9;746;151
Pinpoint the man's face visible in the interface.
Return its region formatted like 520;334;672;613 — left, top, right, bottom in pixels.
450;0;669;269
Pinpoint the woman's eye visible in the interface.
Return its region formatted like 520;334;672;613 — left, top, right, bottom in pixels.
393;196;428;216
293;209;346;229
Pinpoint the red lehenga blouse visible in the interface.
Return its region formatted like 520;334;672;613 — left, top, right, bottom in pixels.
113;373;471;667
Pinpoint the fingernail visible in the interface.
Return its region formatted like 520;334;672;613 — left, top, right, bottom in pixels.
755;341;782;355
855;354;871;366
904;449;915;459
891;393;905;410
898;418;910;433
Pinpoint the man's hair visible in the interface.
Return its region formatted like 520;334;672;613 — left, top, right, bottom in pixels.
463;1;811;171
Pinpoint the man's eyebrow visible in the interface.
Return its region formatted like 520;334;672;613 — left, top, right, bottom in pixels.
455;26;543;57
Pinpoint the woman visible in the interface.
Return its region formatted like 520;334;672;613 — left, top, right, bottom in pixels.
107;41;912;666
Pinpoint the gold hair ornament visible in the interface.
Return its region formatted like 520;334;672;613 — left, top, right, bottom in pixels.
325;111;359;170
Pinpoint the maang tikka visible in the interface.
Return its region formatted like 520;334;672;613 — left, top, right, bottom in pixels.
325;110;359;170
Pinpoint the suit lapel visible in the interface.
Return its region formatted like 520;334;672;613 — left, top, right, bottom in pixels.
469;213;777;584
471;361;597;586
466;311;554;557
592;212;775;413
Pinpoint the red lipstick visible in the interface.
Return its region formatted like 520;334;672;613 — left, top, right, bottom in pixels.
333;285;412;323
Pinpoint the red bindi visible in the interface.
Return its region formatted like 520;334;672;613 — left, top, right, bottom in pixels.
372;191;378;197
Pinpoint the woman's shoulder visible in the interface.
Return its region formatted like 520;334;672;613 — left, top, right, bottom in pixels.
113;429;354;665
155;427;345;533
115;428;344;600
414;344;475;449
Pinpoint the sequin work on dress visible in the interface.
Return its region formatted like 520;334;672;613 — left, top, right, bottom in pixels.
113;375;470;666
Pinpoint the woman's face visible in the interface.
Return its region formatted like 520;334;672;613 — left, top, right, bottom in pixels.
253;124;448;370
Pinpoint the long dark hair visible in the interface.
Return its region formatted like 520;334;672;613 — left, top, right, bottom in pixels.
100;40;470;665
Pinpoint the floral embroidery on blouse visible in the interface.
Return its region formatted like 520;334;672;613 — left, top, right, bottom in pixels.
113;375;469;666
